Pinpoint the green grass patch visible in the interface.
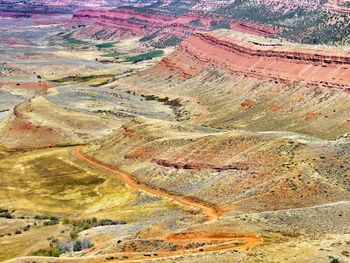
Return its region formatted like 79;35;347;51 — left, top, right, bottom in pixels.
125;50;164;63
139;31;160;42
51;74;114;87
95;42;116;49
62;32;91;46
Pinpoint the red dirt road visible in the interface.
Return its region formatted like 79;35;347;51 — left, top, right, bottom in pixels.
75;147;221;221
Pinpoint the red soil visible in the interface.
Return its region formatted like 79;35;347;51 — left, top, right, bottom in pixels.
0;81;54;91
268;103;282;112
304;112;318;121
240;99;256;109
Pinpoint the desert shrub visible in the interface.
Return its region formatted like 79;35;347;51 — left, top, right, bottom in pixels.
59;239;93;253
34;215;50;220
42;216;59;226
73;240;82;251
96;219;127;226
189;19;203;27
15;230;22;235
69;231;78;240
0;208;8;213
43;219;59;226
0;212;12;219
210;21;230;29
70;218;126;232
158;36;182;47
34;238;93;257
34;247;61;257
141;94;181;107
139;31;159;42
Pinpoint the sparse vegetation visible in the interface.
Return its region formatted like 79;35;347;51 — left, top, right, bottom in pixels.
69;218;127;233
141;94;182;107
0;210;12;219
60;238;93;252
125;50;164;63
210;20;231;29
189;19;203;27
61;32;91;46
95;42;115;49
139;31;160;42
157;36;182;47
34;238;93;257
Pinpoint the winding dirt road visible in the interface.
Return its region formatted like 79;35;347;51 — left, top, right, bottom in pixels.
75;147;221;221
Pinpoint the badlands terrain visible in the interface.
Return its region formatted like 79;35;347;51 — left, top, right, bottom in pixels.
1;1;350;263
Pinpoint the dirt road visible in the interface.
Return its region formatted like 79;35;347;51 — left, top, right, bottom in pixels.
75;147;221;221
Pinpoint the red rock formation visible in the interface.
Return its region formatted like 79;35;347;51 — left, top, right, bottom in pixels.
72;9;279;41
156;32;350;88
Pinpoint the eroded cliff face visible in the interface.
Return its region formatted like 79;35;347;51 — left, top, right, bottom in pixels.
157;31;350;88
71;9;279;44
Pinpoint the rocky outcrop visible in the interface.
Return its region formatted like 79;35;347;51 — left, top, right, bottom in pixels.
153;159;249;171
157;31;350;88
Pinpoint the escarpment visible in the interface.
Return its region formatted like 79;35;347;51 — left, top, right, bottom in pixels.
157;31;350;88
72;9;279;43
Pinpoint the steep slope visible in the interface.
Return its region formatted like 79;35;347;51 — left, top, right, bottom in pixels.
118;30;350;139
